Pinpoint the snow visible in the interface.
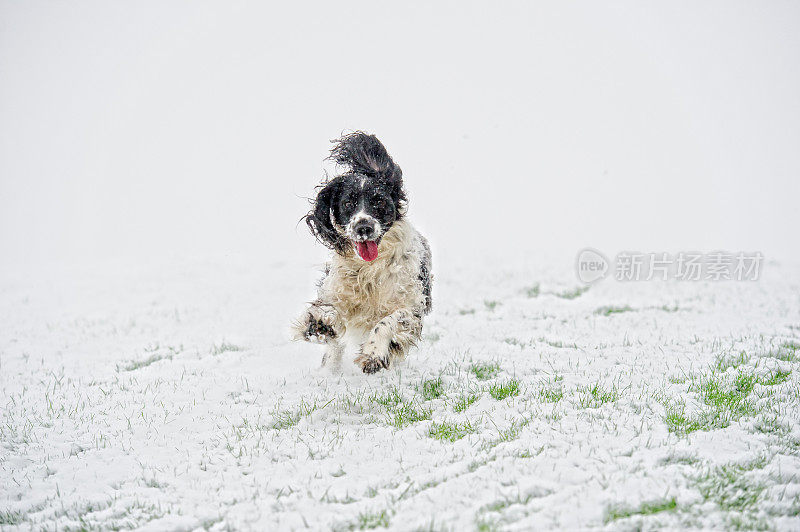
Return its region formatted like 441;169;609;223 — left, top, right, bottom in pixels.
2;1;800;529
2;254;800;529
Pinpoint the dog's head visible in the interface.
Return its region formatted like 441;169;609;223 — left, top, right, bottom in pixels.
305;132;407;261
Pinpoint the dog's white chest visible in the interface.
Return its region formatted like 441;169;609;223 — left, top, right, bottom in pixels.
321;220;425;331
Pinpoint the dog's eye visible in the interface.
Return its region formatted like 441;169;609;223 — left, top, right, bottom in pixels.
344;201;354;209
376;199;386;208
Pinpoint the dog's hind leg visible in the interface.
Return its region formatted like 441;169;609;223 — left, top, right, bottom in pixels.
354;309;422;374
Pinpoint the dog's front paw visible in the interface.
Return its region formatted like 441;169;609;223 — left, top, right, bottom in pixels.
292;308;339;344
354;343;390;374
354;352;390;374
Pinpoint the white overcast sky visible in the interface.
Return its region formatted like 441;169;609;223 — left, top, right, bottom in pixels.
1;1;799;271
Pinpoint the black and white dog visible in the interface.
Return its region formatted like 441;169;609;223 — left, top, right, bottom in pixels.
292;132;433;374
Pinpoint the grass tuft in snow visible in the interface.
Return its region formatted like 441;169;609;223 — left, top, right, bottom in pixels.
470;361;501;381
419;377;444;401
604;497;678;523
525;283;540;298
271;399;319;429
515;448;540;458
715;351;749;372
782;340;800;352
475;516;500;532
484;300;501;311
693;461;766;513
143;476;166;489
117;344;181;372
373;386;404;408
0;511;24;525
758;369;791;386
385;400;432;429
353;508;391;529
492;417;531;444
481;493;536;514
538;338;578;349
538;375;564;403
539;387;564;403
271;409;301;430
594;305;633;316
503;337;525;347
752;414;791;436
211;341;244;356
578;382;619;408
452;392;481;413
369;386;434;428
663;364;790;435
698;371;757;414
763;342;799;362
659;454;701;466
488;379;520;400
555;286;589;300
117;352;173;372
665;370;756;434
663;400;704;435
428;420;477;442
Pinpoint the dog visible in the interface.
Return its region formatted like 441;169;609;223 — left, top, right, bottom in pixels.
292;132;433;374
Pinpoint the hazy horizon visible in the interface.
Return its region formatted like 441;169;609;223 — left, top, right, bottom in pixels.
2;1;799;274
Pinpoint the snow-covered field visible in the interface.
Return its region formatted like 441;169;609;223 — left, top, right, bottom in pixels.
2;254;800;530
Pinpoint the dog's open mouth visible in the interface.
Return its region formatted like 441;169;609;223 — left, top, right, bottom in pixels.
354;240;379;262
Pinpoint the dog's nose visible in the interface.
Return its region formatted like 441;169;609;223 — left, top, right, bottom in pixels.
355;221;375;240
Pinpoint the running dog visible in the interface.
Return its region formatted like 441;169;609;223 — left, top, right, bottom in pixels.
292;132;432;373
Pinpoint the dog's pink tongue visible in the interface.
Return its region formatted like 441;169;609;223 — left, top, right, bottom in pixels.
355;241;378;262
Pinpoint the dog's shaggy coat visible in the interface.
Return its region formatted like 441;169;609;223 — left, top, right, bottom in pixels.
292;132;432;373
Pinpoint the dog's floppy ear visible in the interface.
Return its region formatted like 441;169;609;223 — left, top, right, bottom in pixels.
305;178;348;252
